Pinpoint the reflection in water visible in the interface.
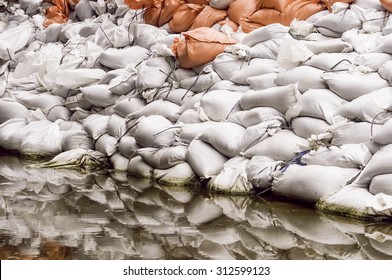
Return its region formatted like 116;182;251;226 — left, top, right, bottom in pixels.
1;155;392;260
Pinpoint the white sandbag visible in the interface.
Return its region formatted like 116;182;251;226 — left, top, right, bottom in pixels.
277;35;313;68
368;33;392;54
173;67;197;81
12;91;64;113
228;107;286;128
321;72;389;101
354;0;385;10
110;153;129;171
134;115;178;148
64;93;93;111
95;133;117;157
275;66;328;93
379;61;392;85
208;156;252;194
80;84;118;107
185;139;228;179
330;121;383;146
98;46;150;69
291;117;330;139
127;155;153;178
286;89;347;124
369;174;392;196
19;120;63;157
107;114;127;139
0;118;27;151
239;120;283;152
231;58;280;85
135;23;169;49
47;106;72;122
383;14;392;35
0;21;33;60
342;29;383;54
353;53;392;71
272;165;359;203
301;38;353;54
176;109;202;124
302;143;372;169
199;122;245;158
180;69;222;93
127;100;180;122
178;121;220;144
350;144;392;188
118;135;139;158
243;130;309;161
247;39;281;60
246;156;283;191
177;93;203;115
241;23;289;47
61;130;94;151
337;87;392;124
136;57;172;91
109;74;137;96
302;52;358;72
153;162;196;186
240;84;301;114
184;196;224;225
247;73;277;90
213;52;248;80
314;7;362;35
138;146;187;169
94;19;129;48
317;185;392;219
200;90;243;121
75;0;95;20
0;99;29;124
82;114;110;140
113;97;146;118
69;108;90;122
209;80;251;92
305;10;329;23
372;118;392;145
289;19;316;39
157;88;194;106
54;68;106;89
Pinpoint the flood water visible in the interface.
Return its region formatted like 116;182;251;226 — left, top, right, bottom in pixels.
1;155;392;260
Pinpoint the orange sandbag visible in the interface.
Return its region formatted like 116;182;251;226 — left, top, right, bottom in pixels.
157;0;186;26
227;0;259;25
186;0;210;4
124;0;163;9
248;8;282;26
190;5;227;29
381;0;392;12
216;17;239;32
171;27;237;68
258;0;295;12
240;20;263;33
144;2;163;25
321;0;353;11
169;4;204;32
44;0;80;27
292;0;324;22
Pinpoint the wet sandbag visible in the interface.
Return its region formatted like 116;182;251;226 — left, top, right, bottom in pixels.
243;129;309;161
110;153;129;172
240;84;301;114
185;139;228;179
208;156;252;194
171;27;237;69
286;88;347;124
95;133;118;157
61;130;94;151
118;135;139;158
272;164;359;203
127;100;180;123
337;87;392;124
134;115;178;148
0;118;28;151
321;72;389;101
369;174;392;196
245;156;283;191
275;66;328;93
153;162;197;186
0;99;29;124
184;195;224;225
138;146;188;169
113;97;146;118
98;46;150;69
82;114;110;140
379;61;392;86
302;143;372;169
228;107;286;128
80;84;118;107
127;155;154;178
199;90;243;121
291;117;330;139
199;122;245;158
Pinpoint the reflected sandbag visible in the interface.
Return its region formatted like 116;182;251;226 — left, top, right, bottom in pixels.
153;182;195;204
127;176;153;193
153;162;198;186
133;201;176;226
136;186;184;214
198;240;235;260
303;239;363;260
212;195;250;222
197;215;240;245
184;195;224;225
353;234;392;260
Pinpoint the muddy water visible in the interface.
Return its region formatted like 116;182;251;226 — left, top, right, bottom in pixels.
0;155;392;260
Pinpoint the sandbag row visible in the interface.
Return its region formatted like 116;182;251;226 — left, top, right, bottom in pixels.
1;1;392;219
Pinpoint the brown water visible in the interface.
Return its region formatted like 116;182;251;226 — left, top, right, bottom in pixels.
1;155;392;260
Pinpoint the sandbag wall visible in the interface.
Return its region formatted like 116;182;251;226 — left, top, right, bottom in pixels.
1;0;392;220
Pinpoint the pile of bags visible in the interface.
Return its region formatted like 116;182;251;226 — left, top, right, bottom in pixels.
1;0;392;220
